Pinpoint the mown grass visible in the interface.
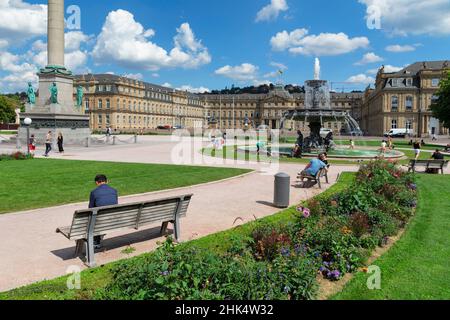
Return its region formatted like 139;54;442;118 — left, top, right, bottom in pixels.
0;159;251;214
0;172;356;300
332;174;450;300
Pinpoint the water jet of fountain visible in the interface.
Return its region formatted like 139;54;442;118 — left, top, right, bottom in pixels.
314;58;320;80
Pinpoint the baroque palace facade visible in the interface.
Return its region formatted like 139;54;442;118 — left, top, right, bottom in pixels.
74;74;363;134
360;60;450;137
74;60;449;136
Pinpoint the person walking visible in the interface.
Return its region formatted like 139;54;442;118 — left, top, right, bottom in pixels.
44;131;52;157
413;140;421;160
88;174;118;248
57;132;64;153
28;134;36;156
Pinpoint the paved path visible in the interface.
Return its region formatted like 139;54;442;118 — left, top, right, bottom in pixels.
0;136;359;292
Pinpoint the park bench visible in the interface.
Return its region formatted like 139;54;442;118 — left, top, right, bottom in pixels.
56;194;193;267
407;159;449;174
297;168;329;189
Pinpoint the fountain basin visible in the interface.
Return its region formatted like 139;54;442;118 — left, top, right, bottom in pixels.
237;145;404;159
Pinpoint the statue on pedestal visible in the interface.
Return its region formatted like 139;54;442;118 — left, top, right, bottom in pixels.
27;82;36;105
15;108;21;125
50;82;58;104
76;85;84;107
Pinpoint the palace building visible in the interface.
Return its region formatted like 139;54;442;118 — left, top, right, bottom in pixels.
360;61;450;137
74;74;205;132
74;60;449;137
74;74;363;134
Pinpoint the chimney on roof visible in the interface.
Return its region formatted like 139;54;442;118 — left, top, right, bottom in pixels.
422;61;427;69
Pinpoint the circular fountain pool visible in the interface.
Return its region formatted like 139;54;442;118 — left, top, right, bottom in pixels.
238;145;404;159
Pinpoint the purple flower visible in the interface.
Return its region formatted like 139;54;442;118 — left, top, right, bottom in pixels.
328;270;341;280
160;271;169;276
281;247;291;257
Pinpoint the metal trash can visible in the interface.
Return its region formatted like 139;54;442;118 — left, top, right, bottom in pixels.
274;172;290;208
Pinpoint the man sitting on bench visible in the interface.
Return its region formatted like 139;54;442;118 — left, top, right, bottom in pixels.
299;155;328;178
89;174;118;248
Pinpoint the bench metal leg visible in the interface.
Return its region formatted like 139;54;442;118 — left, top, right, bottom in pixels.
160;221;169;236
173;217;181;242
317;178;322;189
75;239;85;257
325;174;329;184
85;233;96;268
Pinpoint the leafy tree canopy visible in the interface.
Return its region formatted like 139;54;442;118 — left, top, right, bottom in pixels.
431;71;450;128
0;94;23;124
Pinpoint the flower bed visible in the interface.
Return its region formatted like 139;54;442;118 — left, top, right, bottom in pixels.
97;160;417;300
0;152;33;161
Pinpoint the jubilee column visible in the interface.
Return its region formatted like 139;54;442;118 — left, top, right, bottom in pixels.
47;0;65;68
19;0;91;147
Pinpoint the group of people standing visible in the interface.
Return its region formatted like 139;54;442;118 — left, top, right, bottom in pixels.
28;131;65;157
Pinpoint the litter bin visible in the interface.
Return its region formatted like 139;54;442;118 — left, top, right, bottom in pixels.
274;172;290;208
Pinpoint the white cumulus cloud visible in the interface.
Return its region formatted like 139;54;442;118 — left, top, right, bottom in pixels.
385;44;416;53
367;65;404;75
256;0;289;22
92;10;211;71
346;74;375;85
0;0;47;47
271;29;369;56
214;63;259;81
177;85;210;93
354;52;384;65
359;0;450;36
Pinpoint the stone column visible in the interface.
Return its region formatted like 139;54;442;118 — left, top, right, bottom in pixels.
47;0;65;67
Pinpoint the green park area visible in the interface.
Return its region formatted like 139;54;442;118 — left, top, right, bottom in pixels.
0;159;251;214
1;161;449;300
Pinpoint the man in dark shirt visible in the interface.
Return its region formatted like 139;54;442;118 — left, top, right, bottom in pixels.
89;174;118;247
432;150;444;160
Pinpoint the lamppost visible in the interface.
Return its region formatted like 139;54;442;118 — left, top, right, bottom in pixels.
24;117;32;156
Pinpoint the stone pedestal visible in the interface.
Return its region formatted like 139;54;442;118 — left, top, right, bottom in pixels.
19;113;90;146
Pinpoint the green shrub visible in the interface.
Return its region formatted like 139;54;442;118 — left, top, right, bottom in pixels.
97;160;418;299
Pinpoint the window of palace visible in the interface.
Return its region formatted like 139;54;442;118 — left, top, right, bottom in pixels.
98;99;103;109
133;102;137;111
406;96;413;111
106;114;110;125
134;116;136;124
431;95;439;103
406;78;413;87
106;99;110;109
84;99;90;112
391;96;399;111
432;78;440;87
406;120;413;130
98;114;102;124
391;119;398;129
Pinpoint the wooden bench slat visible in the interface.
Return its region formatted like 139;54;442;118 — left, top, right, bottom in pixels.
57;194;193;267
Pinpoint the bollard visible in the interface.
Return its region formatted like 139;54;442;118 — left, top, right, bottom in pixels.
113;136;116;145
16;135;21;150
85;137;89;148
134;134;137;143
274;172;290;208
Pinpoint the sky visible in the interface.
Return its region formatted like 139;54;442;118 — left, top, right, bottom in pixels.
0;0;450;93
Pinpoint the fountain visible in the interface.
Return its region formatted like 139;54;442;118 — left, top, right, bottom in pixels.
235;58;404;160
280;58;363;154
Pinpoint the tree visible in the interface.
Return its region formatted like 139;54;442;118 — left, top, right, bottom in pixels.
0;95;21;124
431;71;450;129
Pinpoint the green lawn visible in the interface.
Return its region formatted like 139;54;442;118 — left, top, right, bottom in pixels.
0;159;251;214
0;173;356;300
332;174;450;300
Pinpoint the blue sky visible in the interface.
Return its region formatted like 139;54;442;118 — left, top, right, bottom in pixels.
1;0;450;93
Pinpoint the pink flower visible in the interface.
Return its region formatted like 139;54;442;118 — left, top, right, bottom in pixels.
297;206;311;218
